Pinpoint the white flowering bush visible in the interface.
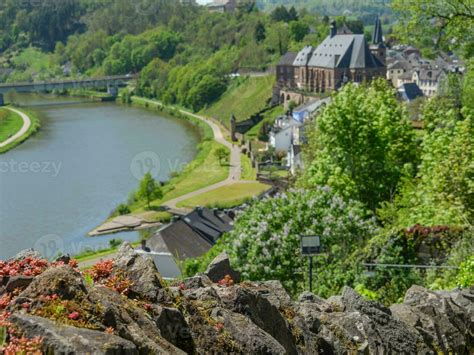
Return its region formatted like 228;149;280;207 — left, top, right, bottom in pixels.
225;186;379;295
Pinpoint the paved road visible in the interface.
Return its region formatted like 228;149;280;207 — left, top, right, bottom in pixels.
0;107;31;148
137;98;242;211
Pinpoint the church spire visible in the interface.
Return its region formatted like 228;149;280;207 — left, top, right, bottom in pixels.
372;17;383;45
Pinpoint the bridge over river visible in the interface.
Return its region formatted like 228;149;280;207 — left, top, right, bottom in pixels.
0;75;136;105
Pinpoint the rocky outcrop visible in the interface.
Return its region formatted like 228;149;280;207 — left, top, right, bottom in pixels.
204;251;241;283
1;246;473;354
10;314;138;355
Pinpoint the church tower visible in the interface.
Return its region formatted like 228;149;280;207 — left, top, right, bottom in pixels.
370;17;386;65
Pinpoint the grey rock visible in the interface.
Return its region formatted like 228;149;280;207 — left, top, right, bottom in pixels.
5;276;34;293
204;251;241;283
89;285;185;354
19;265;87;300
10;314;138;355
392;285;472;354
214;284;298;354
113;243;166;302
9;249;42;261
214;307;286;354
180;274;213;290
252;280;293;309
154;306;194;354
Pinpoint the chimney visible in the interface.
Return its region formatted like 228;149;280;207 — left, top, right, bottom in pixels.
330;20;337;38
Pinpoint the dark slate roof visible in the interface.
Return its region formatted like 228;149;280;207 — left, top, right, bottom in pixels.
307;34;384;69
338;23;353;34
151;220;213;260
372;17;384;45
399;83;423;101
293;46;313;66
388;60;411;70
278;52;297;66
146;207;233;261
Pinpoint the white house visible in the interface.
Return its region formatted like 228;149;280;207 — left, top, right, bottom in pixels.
269;116;303;152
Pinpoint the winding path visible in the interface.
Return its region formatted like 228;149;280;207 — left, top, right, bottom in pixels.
0;107;31;148
137;98;242;212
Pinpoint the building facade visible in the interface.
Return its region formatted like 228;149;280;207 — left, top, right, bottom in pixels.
276;19;386;95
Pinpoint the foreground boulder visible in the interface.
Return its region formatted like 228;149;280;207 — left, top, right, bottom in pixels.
1;247;473;354
11;314;138;355
204;251;241;283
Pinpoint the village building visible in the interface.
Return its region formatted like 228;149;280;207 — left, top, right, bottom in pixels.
138;207;234;278
276;18;386;102
205;0;254;13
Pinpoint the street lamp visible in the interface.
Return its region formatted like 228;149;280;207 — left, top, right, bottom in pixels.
300;235;322;293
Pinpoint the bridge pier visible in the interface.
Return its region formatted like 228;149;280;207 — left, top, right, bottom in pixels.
107;84;119;97
0;94;4;106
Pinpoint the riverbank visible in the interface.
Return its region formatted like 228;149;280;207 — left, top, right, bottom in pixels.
88;95;231;235
0;106;40;154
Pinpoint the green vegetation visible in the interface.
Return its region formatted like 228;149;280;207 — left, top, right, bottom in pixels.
214;147;230;166
300;79;418;211
245;105;285;140
0;109;23;142
186;74;473;304
392;0;474;58
241;154;257;180
136;172;163;209
201;76;276;127
177;182;270;210
0;107;41;154
126;140;229;213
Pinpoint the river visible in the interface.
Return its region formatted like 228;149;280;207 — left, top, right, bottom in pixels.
0;94;200;260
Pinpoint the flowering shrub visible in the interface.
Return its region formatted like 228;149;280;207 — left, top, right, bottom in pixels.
0;257;48;277
1;310;43;354
223;187;379;295
84;260;114;282
83;260;133;295
104;273;133;295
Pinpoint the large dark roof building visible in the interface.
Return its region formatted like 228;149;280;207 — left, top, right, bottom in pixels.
146;207;233;261
277;18;386;94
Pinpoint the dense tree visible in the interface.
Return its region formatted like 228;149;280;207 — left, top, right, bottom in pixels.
289;21;310;42
392;0;474;58
379;100;473;227
135;172;163;209
271;5;292;22
214;147;230;165
254;21;266;43
184;187;378;295
300;80;418;211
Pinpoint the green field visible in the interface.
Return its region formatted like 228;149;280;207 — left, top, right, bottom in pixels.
0;107;41;154
131;140;230;213
201;75;275;128
0;109;23;142
241;154;257;180
177;182;270;209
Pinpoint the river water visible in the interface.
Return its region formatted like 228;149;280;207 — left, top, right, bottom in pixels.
0;94;200;260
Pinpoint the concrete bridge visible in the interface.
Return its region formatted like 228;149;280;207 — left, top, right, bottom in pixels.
0;75;136;105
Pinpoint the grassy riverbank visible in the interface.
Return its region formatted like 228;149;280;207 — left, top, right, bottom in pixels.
0;107;41;154
103;95;229;220
176;182;270;209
